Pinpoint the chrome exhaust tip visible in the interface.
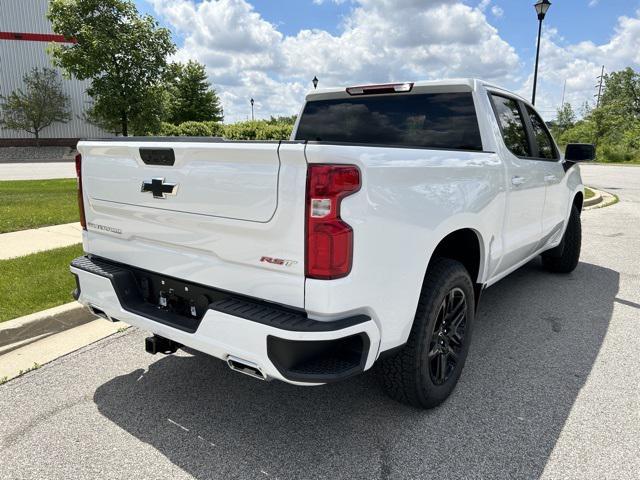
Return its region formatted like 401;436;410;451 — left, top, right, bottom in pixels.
227;356;267;381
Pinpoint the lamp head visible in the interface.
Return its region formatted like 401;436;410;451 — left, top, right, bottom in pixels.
534;0;551;20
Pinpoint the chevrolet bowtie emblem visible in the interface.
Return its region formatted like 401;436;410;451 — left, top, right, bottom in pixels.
141;178;178;199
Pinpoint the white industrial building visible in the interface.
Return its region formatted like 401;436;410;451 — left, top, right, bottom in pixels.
0;0;109;145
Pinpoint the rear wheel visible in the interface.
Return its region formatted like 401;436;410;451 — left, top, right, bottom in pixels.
380;258;474;409
541;205;581;274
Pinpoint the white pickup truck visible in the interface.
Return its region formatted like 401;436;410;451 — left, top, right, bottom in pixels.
70;79;594;408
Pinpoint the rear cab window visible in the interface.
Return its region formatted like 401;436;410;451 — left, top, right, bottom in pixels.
525;105;559;160
489;92;559;161
489;94;531;157
295;92;483;151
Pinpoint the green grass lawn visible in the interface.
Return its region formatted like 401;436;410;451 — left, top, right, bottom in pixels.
585;187;596;200
0;244;84;323
0;179;79;234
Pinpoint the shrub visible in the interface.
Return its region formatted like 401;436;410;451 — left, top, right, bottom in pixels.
153;119;293;140
223;121;293;140
599;145;640;163
177;121;213;136
202;121;224;136
159;122;180;136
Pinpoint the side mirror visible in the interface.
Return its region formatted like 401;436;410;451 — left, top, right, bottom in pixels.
565;143;596;162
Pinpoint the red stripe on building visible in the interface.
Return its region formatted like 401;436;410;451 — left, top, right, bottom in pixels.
0;32;77;43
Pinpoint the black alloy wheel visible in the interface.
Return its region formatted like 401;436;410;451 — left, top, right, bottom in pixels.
428;287;467;385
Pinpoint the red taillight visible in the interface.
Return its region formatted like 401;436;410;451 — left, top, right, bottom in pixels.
75;153;87;230
306;164;360;280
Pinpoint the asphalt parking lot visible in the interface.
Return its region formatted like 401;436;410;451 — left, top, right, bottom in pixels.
1;164;638;480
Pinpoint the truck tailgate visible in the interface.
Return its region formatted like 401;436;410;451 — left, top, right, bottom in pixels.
77;140;307;308
83;141;280;222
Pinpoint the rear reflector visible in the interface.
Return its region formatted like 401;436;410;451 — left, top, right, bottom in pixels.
346;82;414;96
306;165;360;280
75;153;87;230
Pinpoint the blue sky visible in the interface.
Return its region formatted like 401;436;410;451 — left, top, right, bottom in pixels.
137;0;639;45
135;0;640;121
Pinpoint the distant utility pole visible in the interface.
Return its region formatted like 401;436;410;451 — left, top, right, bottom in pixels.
595;65;605;108
560;79;566;106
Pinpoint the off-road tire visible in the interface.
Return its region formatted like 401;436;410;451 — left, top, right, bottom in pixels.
541;205;581;274
380;258;475;409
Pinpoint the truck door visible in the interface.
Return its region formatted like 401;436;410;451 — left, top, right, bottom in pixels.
522;104;567;246
489;93;546;275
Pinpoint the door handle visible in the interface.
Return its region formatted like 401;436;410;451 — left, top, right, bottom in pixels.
544;174;557;182
511;176;527;186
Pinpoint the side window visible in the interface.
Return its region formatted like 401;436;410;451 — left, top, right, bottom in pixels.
490;94;531;157
526;106;558;160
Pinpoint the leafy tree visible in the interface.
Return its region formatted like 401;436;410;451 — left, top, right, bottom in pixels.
559;67;640;162
165;61;224;124
579;100;592;118
600;67;640;118
267;115;297;125
47;0;175;136
553;103;576;137
0;68;71;144
621;120;640;151
558;119;595;145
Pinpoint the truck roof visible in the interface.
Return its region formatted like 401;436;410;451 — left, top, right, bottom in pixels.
305;78;528;104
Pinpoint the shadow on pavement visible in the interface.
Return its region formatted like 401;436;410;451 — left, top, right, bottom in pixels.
94;260;618;480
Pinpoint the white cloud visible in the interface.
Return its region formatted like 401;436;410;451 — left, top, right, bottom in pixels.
148;0;640;122
518;13;640;118
313;0;349;4
149;0;519;122
477;0;502;19
477;0;491;12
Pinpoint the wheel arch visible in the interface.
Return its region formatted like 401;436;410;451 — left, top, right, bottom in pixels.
422;228;486;313
427;228;484;285
387;225;489;352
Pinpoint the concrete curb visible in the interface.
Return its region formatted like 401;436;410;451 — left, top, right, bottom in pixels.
0;302;131;384
583;190;603;207
583;187;618;211
0;319;127;382
0;302;97;355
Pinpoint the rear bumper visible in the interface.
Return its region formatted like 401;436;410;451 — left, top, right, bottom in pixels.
70;256;380;385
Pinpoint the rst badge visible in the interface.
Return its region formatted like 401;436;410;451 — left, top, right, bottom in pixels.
260;256;298;268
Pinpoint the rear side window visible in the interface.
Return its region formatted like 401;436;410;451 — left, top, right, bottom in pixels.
526;106;558;160
295;92;483;151
490;94;531;157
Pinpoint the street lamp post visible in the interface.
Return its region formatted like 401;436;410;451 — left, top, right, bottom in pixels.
250;98;254;121
312;76;319;90
531;0;551;105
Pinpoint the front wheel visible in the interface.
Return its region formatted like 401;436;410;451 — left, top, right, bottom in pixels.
541;204;581;274
380;258;475;409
